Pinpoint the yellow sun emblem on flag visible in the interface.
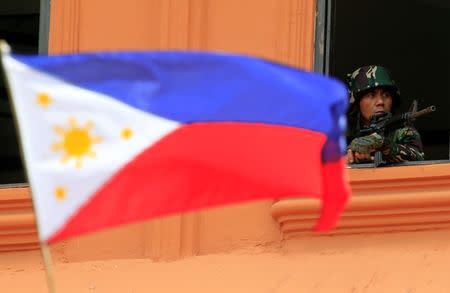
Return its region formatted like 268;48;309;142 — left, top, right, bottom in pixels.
52;117;102;169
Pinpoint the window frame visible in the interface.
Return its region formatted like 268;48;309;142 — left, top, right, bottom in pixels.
38;0;50;54
313;0;332;76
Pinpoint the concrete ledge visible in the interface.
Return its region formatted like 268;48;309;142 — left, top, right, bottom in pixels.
271;163;450;238
0;186;39;252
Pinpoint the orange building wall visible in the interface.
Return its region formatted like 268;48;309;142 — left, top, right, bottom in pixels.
48;0;316;69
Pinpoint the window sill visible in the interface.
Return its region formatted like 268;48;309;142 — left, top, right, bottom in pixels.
271;162;450;239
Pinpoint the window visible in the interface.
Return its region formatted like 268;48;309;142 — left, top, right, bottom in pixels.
0;0;49;184
315;0;450;163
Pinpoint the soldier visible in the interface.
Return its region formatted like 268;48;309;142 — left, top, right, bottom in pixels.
346;65;424;164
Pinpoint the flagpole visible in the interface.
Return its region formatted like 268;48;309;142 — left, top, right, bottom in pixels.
41;243;57;293
0;40;57;293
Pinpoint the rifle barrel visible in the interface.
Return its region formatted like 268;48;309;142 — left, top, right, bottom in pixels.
412;105;436;119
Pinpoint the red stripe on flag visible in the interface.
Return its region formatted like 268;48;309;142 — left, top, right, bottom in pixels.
315;158;350;231
48;122;346;243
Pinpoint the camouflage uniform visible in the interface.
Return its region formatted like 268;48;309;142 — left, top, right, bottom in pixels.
346;65;424;164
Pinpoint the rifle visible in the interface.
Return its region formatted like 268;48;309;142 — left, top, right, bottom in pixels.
359;100;436;167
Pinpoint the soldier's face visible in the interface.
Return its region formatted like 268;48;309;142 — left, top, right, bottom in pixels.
359;87;393;122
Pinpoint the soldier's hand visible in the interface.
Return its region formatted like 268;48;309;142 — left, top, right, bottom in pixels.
347;149;374;164
346;149;354;163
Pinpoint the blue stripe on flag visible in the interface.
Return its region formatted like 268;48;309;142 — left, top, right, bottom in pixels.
13;51;348;160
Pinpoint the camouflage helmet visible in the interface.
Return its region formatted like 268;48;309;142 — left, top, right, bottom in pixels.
347;65;400;106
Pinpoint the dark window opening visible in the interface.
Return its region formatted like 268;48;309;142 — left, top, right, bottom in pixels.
318;0;450;162
1;0;41;184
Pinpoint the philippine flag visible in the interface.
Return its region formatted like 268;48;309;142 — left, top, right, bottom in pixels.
1;46;349;244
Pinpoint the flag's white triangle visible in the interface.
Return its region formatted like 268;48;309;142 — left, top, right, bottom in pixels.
3;55;180;241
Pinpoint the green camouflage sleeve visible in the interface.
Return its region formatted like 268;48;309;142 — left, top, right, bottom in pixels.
382;126;425;163
348;133;384;154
